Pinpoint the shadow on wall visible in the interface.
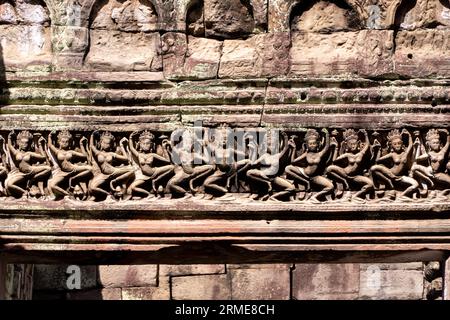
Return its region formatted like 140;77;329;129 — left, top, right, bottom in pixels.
0;42;8;105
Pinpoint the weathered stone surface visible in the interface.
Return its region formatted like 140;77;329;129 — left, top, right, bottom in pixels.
291;0;360;32
98;265;158;288
162;33;222;79
90;0;158;32
219;32;289;78
86;30;161;71
204;0;255;38
33;265;97;291
160;264;225;276
359;264;424;300
172;274;231;300
227;264;291;269
122;278;170;300
290;30;393;77
395;29;450;78
230;267;290;300
292;264;360;300
360;263;423;271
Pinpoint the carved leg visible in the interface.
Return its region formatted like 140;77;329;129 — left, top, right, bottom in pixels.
285;165;310;190
189;165;215;193
352;175;374;199
246;169;272;192
88;178;110;201
326;165;350;190
310;176;334;202
434;173;450;189
109;169;135;192
204;173;228;195
128;179;151;198
269;177;295;201
167;169;190;195
49;175;70;199
6;176;28;198
399;176;420;198
371;165;395;189
150;165;174;192
68;168;93;190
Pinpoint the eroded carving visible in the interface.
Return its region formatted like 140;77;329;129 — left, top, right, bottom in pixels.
0;0;52;71
85;0;161;71
0;127;447;203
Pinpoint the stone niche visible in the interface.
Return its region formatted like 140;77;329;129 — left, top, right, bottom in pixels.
394;0;450;77
163;0;266;80
0;0;52;71
162;0;276;80
85;0;162;71
186;0;262;39
289;0;393;77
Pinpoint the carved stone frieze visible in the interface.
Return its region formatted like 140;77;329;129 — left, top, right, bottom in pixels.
0;127;449;203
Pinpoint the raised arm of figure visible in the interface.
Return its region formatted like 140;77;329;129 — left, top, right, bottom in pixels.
318;128;330;157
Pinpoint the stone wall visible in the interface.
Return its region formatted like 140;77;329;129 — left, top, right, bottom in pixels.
31;263;441;300
0;263;34;300
1;0;449;302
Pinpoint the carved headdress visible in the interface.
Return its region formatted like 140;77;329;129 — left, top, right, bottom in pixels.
17;130;33;141
387;129;402;142
425;129;440;143
57;130;72;142
304;129;320;142
139;130;155;143
100;131;115;142
343;129;358;142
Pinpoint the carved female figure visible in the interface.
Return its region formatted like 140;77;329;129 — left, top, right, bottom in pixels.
202;131;254;200
47;130;93;199
88;131;135;200
5;130;52;198
127;130;174;198
246;132;296;201
284;128;334;203
370;129;419;199
0;136;8;195
326;129;374;201
166;130;215;198
411;129;450;194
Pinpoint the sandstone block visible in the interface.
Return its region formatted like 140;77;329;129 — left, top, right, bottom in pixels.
395;29;450;78
359;266;424;300
160;264;225;276
219;32;289;78
98;265;158;288
122;278;170;300
172;274;231;300
85;30;162;71
292;264;360;300
230;267;290;300
162;33;222;80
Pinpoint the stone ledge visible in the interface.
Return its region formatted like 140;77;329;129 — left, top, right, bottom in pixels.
0;196;450;219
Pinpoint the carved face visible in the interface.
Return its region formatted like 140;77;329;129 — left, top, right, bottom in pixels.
100;136;113;151
306;138;318;152
391;137;403;152
428;138;441;152
58;137;71;150
18;137;31;151
347;138;358;152
139;137;153;152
